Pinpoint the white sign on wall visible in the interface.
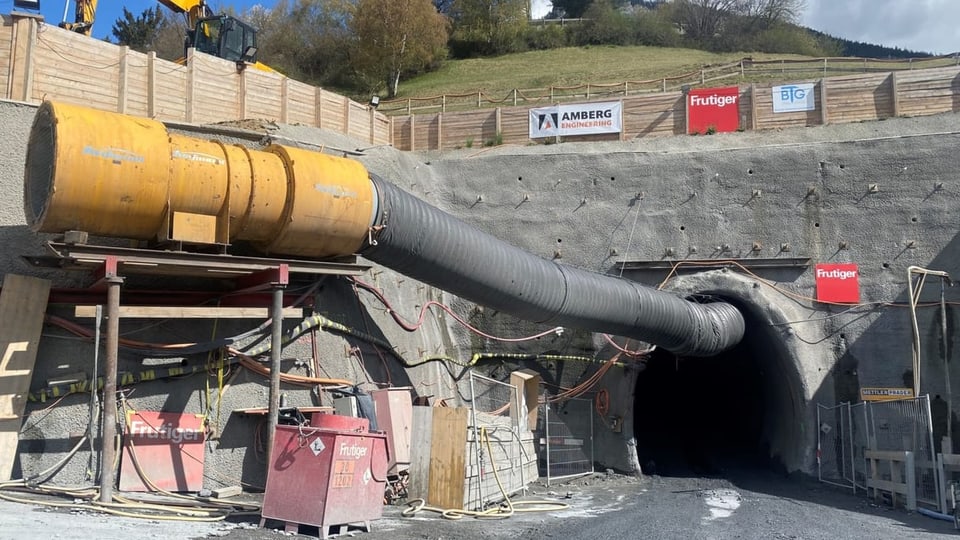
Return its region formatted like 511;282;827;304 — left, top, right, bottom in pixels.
772;83;816;113
529;101;622;138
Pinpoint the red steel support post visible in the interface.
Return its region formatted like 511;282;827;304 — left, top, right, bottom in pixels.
98;273;123;503
265;281;286;468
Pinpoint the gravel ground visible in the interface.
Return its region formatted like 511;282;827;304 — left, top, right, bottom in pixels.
1;468;957;540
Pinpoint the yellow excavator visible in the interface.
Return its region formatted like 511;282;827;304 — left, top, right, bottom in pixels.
60;0;267;70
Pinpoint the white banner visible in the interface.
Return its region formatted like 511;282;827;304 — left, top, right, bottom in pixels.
529;101;622;138
772;83;815;113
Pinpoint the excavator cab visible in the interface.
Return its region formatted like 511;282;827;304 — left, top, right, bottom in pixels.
189;15;258;64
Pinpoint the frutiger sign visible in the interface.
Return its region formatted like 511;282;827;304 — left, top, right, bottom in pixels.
119;411;205;492
687;86;740;134
815;263;860;303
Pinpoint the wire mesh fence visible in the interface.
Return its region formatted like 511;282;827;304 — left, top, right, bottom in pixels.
466;372;532;511
818;396;938;510
866;395;938;509
537;397;594;486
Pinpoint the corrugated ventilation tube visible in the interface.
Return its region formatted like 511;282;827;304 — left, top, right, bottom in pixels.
25;101;744;357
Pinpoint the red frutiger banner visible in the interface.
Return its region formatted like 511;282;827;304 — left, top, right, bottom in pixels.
687;86;741;134
119;411;206;492
815;263;860;303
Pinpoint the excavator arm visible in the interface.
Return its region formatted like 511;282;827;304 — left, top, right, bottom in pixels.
156;0;212;29
60;0;271;71
59;0;97;36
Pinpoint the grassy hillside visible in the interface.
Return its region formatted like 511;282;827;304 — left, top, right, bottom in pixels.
393;46;814;101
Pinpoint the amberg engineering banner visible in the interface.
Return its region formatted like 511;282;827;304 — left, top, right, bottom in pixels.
529;102;622;138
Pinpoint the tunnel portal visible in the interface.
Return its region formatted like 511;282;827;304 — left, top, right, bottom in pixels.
633;295;804;477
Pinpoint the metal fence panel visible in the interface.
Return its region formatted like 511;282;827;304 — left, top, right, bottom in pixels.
537;397;594;486
818;402;855;491
851;402;868;491
467;372;530;511
866;395;939;509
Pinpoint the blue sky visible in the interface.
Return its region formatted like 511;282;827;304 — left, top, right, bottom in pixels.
25;1;268;40
4;0;957;55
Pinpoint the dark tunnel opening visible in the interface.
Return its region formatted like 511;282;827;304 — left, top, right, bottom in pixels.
633;297;795;478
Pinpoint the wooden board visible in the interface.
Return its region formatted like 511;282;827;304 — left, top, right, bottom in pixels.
74;306;304;319
0;274;51;481
427;407;468;509
406;406;434;500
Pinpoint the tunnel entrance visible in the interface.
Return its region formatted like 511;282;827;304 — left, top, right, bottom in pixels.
633;296;799;478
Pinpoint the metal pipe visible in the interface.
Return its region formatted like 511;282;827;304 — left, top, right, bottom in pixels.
265;284;285;468
98;275;122;503
907;265;951;397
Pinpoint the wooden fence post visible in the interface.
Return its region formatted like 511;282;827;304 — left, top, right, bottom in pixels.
343;95;350;135
495;108;501;138
147;51;157;118
239;68;247;121
890;71;900;118
437;113;443;150
185;48;195;122
280;77;289;124
819;78;829;125
118;46;129;114
409;115;415;152
369;106;376;145
619;99;624;141
315;87;324;129
10;15;37;102
750;83;758;131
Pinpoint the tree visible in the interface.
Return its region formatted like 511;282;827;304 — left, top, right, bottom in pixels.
111;7;164;52
246;0;356;86
450;0;529;56
351;0;449;97
669;0;739;44
551;0;593;17
737;0;806;32
574;0;633;45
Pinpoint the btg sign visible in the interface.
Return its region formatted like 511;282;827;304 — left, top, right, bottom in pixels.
772;83;815;113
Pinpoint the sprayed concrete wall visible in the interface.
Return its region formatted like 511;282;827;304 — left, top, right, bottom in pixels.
2;99;960;487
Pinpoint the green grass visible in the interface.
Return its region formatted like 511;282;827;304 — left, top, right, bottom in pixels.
393;46;811;100
377;45;957;114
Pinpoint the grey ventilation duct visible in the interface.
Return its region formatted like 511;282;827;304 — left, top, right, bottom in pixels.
362;176;744;357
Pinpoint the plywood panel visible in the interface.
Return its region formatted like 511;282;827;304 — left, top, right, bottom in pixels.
0;275;51;481
406;406;433;500
427;407;468;509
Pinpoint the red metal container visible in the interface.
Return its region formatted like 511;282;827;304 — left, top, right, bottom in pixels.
261;422;388;536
